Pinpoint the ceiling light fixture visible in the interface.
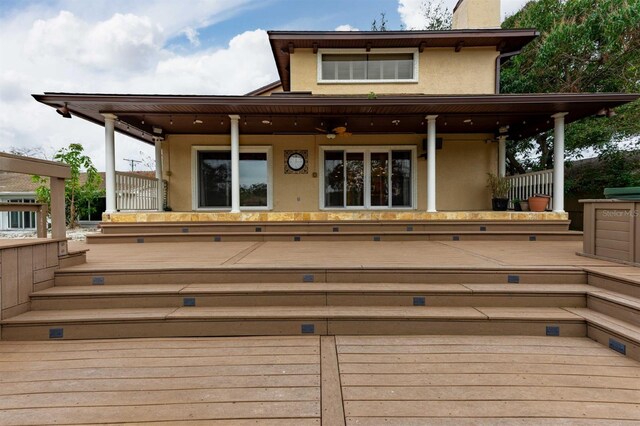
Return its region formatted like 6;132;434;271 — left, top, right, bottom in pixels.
261;119;271;125
169;115;173;125
56;103;71;118
141;116;145;125
392;119;400;126
193;115;203;125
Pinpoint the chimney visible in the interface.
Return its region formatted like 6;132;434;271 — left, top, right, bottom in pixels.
452;0;501;29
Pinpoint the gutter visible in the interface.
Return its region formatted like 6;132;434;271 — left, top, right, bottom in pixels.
495;50;521;93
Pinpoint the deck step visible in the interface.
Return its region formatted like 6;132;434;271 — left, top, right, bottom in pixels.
86;230;583;244
565;308;640;360
53;267;588;286
30;283;593;310
588;290;640;326
98;220;572;234
0;306;587;341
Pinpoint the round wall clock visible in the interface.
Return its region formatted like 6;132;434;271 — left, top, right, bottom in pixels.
287;152;306;171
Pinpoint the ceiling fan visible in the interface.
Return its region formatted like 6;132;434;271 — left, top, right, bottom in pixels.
315;122;352;139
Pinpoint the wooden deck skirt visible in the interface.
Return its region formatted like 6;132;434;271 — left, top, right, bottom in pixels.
103;210;569;223
581;199;639;266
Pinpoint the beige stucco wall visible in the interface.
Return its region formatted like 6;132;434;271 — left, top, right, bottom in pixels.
163;133;496;212
289;48;497;95
452;0;501;29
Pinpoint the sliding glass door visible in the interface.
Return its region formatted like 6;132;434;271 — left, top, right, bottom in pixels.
322;147;414;209
197;147;271;210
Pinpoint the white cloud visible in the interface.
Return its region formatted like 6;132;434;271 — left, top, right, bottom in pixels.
26;11;165;72
0;3;277;171
181;27;201;47
335;24;359;31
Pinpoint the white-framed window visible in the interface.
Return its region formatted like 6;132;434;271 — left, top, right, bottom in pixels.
319;146;417;210
8;198;36;230
317;48;419;83
192;146;273;211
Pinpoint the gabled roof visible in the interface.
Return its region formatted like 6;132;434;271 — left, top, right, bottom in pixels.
268;29;539;91
245;81;282;96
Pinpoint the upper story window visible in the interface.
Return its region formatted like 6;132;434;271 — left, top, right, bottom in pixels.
318;49;418;83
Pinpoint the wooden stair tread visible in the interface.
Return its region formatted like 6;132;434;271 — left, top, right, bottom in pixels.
1;308;177;323
475;307;583;320
89;230;582;236
588;290;640;311
99;220;572;226
565;308;640;342
2;306;587;325
31;283;597;297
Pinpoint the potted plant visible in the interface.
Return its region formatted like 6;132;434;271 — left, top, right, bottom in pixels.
528;194;550;212
513;198;530;211
487;173;511;211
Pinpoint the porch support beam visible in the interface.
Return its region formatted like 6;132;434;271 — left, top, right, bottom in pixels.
229;115;241;213
498;135;507;178
50;177;66;239
154;137;164;212
426;115;438;212
552;112;568;212
103;113;117;213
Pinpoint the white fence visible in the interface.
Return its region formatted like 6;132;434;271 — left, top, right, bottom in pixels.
506;169;554;210
116;172;161;211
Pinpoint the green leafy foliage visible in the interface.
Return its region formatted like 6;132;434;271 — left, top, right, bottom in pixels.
565;149;640;196
501;0;640;173
32;143;104;228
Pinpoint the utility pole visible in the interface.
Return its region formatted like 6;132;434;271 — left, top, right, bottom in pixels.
123;158;142;172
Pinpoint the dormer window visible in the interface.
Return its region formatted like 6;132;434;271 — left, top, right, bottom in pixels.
318;49;418;83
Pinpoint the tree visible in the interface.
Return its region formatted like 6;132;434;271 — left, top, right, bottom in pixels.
501;0;640;173
370;12;389;31
32;143;103;229
416;0;452;30
371;1;452;31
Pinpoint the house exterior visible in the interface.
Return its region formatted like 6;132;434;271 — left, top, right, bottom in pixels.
32;0;638;224
0;172;38;232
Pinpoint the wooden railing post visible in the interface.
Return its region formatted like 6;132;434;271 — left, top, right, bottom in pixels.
50;177;66;239
37;203;48;238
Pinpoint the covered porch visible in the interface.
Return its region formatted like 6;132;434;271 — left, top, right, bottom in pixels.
34;92;637;224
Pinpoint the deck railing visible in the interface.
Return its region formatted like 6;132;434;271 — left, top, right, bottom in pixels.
116;172;161;211
506;169;554;210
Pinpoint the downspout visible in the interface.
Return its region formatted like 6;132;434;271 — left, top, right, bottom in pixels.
495;50;521;93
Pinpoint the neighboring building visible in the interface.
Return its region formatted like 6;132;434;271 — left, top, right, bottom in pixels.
0;172;39;231
32;0;638;224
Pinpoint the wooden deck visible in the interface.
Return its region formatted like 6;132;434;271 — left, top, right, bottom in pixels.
67;240;614;270
0;335;638;424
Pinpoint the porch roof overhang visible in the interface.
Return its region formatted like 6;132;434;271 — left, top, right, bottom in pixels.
268;30;540;91
32;92;639;145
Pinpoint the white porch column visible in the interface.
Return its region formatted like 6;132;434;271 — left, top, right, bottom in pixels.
426;115;438;212
103;114;117;213
154;137;164;211
498;135;507;178
552;112;568;212
229;115;241;213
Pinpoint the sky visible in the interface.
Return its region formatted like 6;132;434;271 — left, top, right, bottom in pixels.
0;0;529;171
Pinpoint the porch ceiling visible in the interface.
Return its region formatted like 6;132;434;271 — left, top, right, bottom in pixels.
32;93;639;145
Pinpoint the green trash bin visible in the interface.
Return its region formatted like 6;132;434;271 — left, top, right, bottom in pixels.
603;187;640;200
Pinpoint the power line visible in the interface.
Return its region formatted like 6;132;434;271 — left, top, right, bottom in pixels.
123;158;142;172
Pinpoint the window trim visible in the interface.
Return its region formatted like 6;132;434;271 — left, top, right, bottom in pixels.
318;145;417;210
191;145;273;211
317;48;419;84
